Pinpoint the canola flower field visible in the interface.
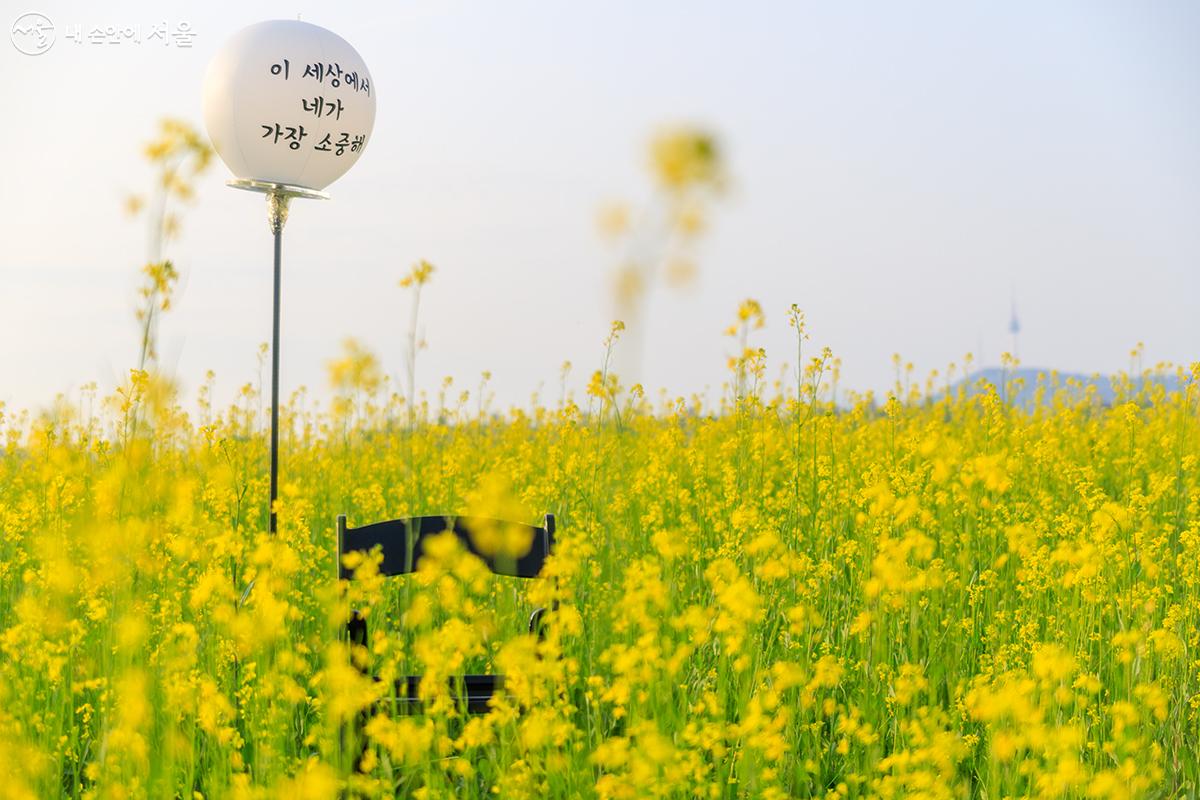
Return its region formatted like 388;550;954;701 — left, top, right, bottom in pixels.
1;310;1198;800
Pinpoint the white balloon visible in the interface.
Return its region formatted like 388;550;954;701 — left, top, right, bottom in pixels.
203;20;376;192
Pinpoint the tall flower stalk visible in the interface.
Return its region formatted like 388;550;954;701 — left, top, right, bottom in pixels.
125;118;213;371
399;260;435;430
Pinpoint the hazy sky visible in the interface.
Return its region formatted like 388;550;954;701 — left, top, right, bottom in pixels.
2;1;1198;414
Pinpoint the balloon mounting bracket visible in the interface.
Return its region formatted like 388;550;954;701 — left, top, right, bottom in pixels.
227;178;329;234
226;178;330;201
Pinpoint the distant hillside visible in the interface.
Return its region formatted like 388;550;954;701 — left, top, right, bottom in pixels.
949;367;1185;408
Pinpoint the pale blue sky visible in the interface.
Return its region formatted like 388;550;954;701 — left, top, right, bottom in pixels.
2;1;1198;413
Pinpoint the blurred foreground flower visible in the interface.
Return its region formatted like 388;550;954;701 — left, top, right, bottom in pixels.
600;125;725;382
126;117;213;370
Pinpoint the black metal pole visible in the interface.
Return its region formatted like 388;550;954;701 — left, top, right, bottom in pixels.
269;198;284;534
270;221;280;534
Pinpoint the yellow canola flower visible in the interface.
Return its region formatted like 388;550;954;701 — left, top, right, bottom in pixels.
0;298;1193;798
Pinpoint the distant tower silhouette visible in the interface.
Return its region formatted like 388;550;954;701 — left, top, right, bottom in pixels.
1008;288;1021;362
